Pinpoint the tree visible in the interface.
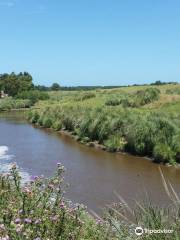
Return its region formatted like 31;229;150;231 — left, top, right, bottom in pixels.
0;72;33;96
51;83;61;91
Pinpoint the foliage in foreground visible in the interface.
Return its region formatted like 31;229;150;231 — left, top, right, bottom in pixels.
0;164;110;240
0;166;180;240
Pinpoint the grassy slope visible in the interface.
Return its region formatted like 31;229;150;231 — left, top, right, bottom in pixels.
37;83;180;129
45;83;180;109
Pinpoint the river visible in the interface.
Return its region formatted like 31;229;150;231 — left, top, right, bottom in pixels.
0;111;180;213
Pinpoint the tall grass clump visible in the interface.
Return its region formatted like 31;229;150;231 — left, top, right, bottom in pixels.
105;88;160;108
0;98;32;111
75;92;96;101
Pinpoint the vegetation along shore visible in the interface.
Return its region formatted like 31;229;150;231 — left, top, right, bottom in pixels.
28;84;180;165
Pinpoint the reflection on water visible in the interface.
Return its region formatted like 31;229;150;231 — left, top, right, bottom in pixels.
0;111;180;212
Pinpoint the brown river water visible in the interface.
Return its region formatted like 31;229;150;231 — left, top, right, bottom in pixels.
0;111;180;213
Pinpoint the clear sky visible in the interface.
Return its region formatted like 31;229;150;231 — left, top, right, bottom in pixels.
0;0;179;86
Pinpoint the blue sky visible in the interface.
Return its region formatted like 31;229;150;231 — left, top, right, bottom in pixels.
0;0;179;86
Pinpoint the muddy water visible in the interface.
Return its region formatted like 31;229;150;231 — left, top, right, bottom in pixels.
0;112;180;212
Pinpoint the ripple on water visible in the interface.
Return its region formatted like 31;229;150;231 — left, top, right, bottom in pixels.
0;145;30;183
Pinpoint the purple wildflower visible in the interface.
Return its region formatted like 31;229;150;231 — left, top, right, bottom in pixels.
60;201;65;209
24;218;32;224
14;218;21;224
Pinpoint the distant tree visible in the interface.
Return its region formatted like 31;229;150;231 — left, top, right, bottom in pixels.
153;80;163;85
0;72;33;96
51;83;61;91
34;85;50;91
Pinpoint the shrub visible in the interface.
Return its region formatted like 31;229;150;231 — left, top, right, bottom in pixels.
37;115;44;126
105;98;121;106
135;87;160;105
52;120;62;131
104;88;160;108
42;117;53;128
0;98;32;111
76;92;96;101
104;135;127;152
172;133;180;163
153;143;176;164
62;115;75;131
16;90;49;104
31;111;40;124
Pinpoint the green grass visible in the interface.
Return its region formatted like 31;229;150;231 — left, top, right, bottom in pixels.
0;97;32;111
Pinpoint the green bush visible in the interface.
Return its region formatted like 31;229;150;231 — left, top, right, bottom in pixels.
42;117;53;128
172;133;180;163
135;87;160;106
105;98;121;106
104;135;126;152
16;90;49;104
0;98;32;111
31;111;40;124
105;88;160;108
153;143;176;164
52;120;62;131
76;92;96;101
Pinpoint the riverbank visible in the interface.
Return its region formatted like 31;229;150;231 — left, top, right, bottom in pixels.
0;98;32;111
36;125;180;168
28;84;180;165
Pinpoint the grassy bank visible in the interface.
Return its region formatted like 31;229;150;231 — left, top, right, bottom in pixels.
0;98;32;111
28;84;180;165
0;165;179;239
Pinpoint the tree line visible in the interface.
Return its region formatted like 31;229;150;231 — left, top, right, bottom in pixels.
0;72;178;96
